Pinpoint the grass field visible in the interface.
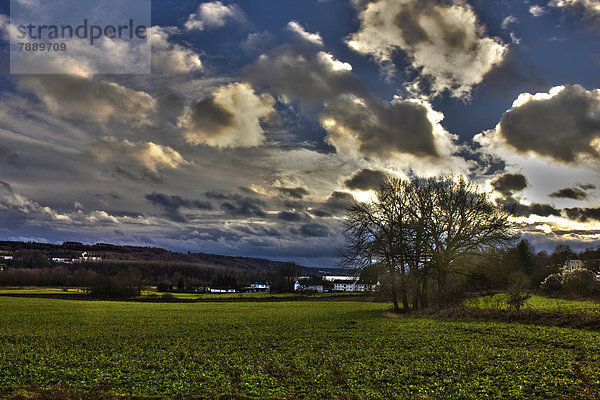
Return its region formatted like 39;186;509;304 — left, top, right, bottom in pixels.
0;287;362;300
465;294;600;315
0;297;599;399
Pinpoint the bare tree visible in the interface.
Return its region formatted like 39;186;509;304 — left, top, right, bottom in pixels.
341;175;516;312
340;178;414;312
424;177;516;303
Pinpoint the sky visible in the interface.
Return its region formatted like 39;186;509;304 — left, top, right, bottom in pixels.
0;0;599;267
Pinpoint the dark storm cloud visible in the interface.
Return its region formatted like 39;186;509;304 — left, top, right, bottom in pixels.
277;211;308;222
213;192;267;218
308;209;333;218
563;207;600;222
322;95;438;157
549;187;588;200
0;180;13;193
498;85;600;163
183;97;234;137
234;224;281;238
324;191;355;214
491;173;528;196
578;183;596;190
244;44;367;106
276;187;310;199
299;223;330;237
344;169;388;191
145;192;213;222
498;197;561;217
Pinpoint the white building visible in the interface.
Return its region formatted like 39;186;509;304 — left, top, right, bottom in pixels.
562;259;585;274
79;252;102;262
332;279;377;292
248;283;270;292
294;280;324;293
209;288;236;293
51;257;75;264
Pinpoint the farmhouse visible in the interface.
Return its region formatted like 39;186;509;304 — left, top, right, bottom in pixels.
247;283;270;292
294;275;379;293
562;259;585;274
78;252;102;262
209;288;236;293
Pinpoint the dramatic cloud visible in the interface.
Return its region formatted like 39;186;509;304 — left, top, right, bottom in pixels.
563;207;600;222
277;211;308;222
145;192;212;222
245;45;365;106
344;169;388;191
298;223;330;237
151;27;203;74
499;198;562;217
91;138;188;179
321;95;456;159
491;173;528;196
276;187;310;199
185;1;246;31
287;21;324;46
323;191;355;214
179;82;275;147
18;75;156;125
549;187;588;200
477;85;600;164
207;191;267;218
346;0;507;97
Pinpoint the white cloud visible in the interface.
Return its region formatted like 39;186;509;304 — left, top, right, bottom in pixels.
321;94;469;175
151;26;203;74
529;5;547;16
179;82;275;148
501;15;519;29
318;52;352;71
475;85;600;166
287;21;324;46
346;0;507;98
92;137;188;177
185;1;246;31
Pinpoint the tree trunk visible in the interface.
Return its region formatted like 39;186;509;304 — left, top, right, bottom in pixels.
390;271;401;313
402;292;410;312
421;275;429;308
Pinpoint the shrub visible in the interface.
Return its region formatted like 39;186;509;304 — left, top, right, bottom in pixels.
506;286;531;311
540;273;562;293
562;269;597;298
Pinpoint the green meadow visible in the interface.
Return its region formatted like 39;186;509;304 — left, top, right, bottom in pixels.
465;294;600;315
0;296;599;399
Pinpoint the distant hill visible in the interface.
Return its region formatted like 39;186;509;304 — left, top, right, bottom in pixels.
0;241;345;274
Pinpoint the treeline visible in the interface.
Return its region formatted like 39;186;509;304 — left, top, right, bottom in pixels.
0;259;276;294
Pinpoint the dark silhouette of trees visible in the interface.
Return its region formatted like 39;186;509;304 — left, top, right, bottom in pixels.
272;262;301;293
341;176;515;313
